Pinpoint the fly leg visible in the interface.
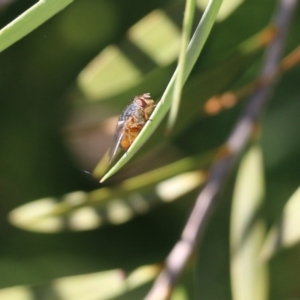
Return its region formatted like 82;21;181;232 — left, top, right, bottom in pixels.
144;104;156;121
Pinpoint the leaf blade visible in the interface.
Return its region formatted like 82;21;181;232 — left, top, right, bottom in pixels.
100;0;223;182
230;145;268;300
0;0;73;53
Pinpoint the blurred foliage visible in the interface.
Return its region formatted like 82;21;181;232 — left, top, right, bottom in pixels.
0;0;300;299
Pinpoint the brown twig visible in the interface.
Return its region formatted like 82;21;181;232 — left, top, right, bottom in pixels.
205;44;300;115
144;0;297;299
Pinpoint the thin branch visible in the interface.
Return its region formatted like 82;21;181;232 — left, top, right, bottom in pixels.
204;44;300;115
144;0;297;299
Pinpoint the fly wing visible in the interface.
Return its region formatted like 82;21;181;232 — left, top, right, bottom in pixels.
108;122;125;163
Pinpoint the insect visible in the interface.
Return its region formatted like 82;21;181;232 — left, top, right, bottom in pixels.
109;93;155;163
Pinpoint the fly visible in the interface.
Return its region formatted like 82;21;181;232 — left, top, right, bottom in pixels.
109;93;155;163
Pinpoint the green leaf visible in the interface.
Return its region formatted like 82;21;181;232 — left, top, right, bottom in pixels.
100;0;223;182
92;43;261;179
0;0;73;53
230;145;268;300
167;0;197;131
260;186;300;260
9;154;210;233
0;264;160;300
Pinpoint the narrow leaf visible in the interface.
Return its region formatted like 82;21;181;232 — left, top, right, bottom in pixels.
100;0;223;182
167;0;197;131
260;186;300;260
230;145;268;300
0;0;73;53
9;153;210;233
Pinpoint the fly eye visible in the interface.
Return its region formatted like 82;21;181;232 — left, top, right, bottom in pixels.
135;99;147;107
